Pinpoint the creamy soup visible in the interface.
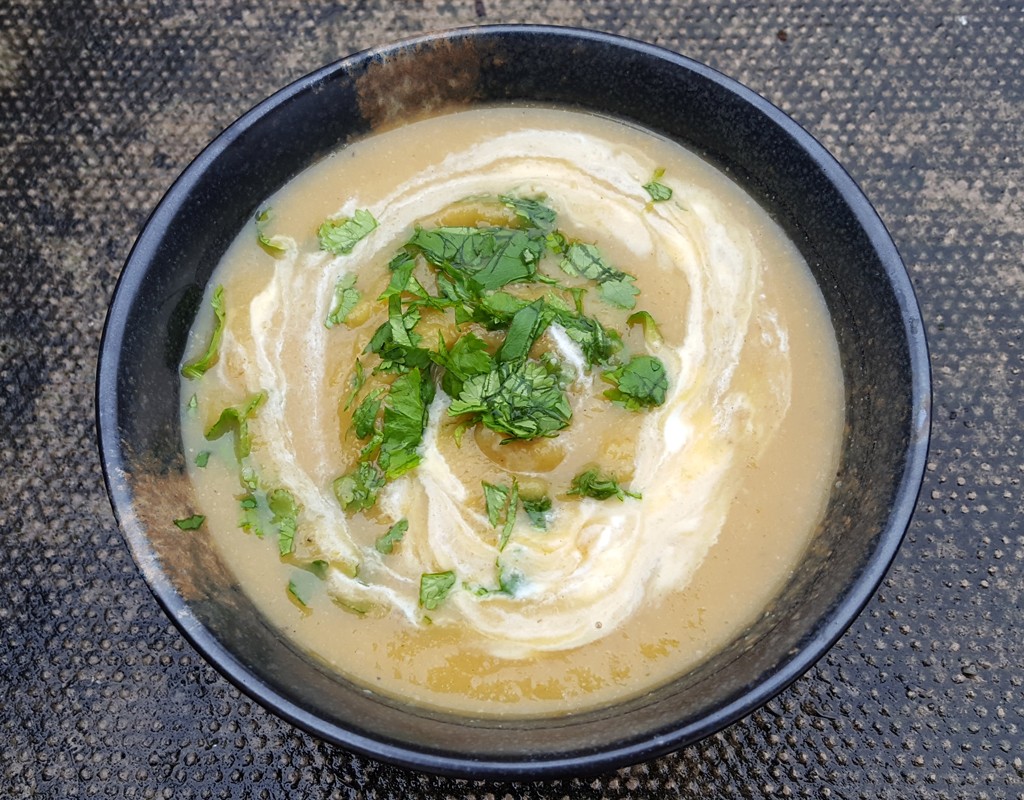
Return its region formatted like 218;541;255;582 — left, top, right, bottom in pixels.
177;106;844;716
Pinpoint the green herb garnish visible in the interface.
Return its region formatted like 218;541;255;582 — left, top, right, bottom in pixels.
558;243;640;310
642;168;673;202
566;468;641;501
325;273;361;328
204;392;266;460
481;479;519;550
522;494;552;529
626;310;663;346
333;461;385;512
195;451;210;468
238;493;263;537
181;285;226;379
318;209;378;255
375;519;408;555
268;488;299;556
602;355;668;410
255;207;288;256
419;570;457;610
173;514;205;531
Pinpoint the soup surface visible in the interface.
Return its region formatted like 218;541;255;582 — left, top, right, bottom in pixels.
178;106;844;716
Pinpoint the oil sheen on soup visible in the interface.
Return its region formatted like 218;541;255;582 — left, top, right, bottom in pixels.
178;106;845;717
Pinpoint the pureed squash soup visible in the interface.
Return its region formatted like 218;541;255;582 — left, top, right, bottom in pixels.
177;106;844;716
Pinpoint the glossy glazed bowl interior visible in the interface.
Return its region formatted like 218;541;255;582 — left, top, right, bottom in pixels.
97;26;930;779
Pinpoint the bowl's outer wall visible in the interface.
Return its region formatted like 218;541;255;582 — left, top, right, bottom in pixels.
97;27;929;779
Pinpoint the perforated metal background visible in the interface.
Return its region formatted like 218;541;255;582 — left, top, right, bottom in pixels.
2;1;1022;797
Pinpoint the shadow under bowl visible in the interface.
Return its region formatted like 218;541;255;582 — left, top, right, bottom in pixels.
96;25;930;780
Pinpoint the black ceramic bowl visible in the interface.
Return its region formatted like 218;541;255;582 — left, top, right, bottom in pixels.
97;26;930;779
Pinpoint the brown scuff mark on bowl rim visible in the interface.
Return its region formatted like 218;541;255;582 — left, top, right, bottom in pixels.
114;452;239;609
355;34;484;132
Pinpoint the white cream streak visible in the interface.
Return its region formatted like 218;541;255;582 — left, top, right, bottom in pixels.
213;128;791;656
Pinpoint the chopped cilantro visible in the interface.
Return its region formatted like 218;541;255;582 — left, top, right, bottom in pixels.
408;227;544;292
643;169;673;202
181;285;226;380
375;519;408;555
558;243;639;310
627;310;664;346
287;576;312;608
497;563;524;596
522;494;552;529
194;450;210;468
351;387;385;440
500;194;557;233
186;393;198;412
567;468;641;501
378;368;433;479
431;331;493;398
318;208;377;255
448;358;572;442
255;208;288;256
173;514;205;531
496;300;547;363
481;479;519;550
204;392;266;459
603;355;668;410
482;482;510;528
268;488;299;556
238;493;263;537
325;273;361;328
343;359;366;411
419;570;457;610
333;461;385;512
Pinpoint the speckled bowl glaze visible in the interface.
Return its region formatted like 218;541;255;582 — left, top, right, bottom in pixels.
97;26;930;779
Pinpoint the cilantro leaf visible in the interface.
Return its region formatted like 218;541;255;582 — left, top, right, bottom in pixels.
496;300;547;363
343;359;366;411
195;450;210;468
448;358;572;442
408;227;543;292
366;295;431;373
375;519;408;555
287;576;312;608
627;310;664;346
500;478;519;550
238;493;263;537
481;479;519;549
602;355;668;410
432;332;494;398
204;392;266;459
497;563;524;596
268;488;299;556
255;208;288;256
333;461;385;512
325;273;361;328
643;169;673;202
351;387;385;440
173;514;205;531
598;276;640;310
500;195;557;233
378;367;433;479
181;285;226;380
522;494;552;529
543;299;622;367
419;570;457;610
558;243;640;310
482;482;509;527
318;209;377;255
566;468;641;501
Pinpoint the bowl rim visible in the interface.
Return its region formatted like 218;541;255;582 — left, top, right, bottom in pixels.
96;23;931;779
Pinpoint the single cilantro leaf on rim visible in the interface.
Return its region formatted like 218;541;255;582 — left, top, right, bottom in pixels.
173;514;205;531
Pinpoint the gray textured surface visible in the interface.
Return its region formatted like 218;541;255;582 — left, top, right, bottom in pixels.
1;1;1022;798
